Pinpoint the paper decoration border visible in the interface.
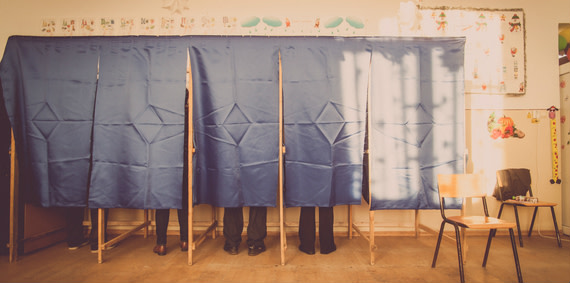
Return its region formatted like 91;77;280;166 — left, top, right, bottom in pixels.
40;15;371;37
418;7;526;95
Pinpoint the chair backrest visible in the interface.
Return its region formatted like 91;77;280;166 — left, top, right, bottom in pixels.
494;168;532;200
437;174;486;199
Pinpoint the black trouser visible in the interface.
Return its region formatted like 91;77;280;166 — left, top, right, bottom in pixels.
65;207;86;246
89;208;109;245
155;208;189;245
223;207;267;249
299;206;336;254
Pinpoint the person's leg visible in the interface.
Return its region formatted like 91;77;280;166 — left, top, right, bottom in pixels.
318;206;336;254
246;207;267;255
155;209;169;245
223;207;243;254
66;207;87;249
177;206;188;251
153;209;169;255
298;207;316;254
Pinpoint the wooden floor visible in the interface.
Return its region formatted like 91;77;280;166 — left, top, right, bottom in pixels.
1;233;569;283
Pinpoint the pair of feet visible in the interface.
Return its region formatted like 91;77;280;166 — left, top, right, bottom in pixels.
298;244;336;255
68;239;117;253
153;241;188;256
224;245;266;256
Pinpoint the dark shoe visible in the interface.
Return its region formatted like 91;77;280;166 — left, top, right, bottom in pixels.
298;245;315;255
68;239;89;250
90;242;118;253
320;244;337;255
90;243;98;253
248;245;266;256
224;246;239;255
180;241;188;251
153;244;167;256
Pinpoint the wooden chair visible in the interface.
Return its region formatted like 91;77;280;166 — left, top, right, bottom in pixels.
432;174;523;283
495;169;562;247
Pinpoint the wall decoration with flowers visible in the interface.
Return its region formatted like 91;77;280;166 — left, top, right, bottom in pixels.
487;112;525;139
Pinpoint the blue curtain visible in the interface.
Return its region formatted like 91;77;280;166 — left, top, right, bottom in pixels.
281;38;370;207
366;38;465;210
1;36;465;210
0;36;99;207
189;37;280;207
88;37;187;209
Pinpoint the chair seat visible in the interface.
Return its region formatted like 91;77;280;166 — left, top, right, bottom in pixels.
447;215;517;229
503;200;558;207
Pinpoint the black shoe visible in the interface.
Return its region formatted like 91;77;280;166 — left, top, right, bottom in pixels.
298;245;315;255
320;244;337;255
68;239;89;250
90;242;118;253
248;245;266;256
153;244;167;256
224;246;239;255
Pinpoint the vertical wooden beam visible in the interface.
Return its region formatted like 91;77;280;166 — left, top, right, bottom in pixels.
348;205;353;239
278;51;286;266
366;53;374;266
144;210;149;238
369;211;375;265
415;209;419;238
97;208;104;263
9;130;18;263
187;48;194;266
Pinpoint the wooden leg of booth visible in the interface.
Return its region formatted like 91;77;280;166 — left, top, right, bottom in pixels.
348;205;353;239
188;205;193;266
9;131;18;264
189;205;219;265
279;204;286;266
97;208;104;264
97;209;151;264
144;209;149;238
369;210;375;265
211;206;216;239
415;209;419;238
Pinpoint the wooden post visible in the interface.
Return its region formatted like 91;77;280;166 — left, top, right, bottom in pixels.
97;208;104;263
366;55;374;266
187;48;194;266
348;205;353;239
9;130;18;263
278;51;286;266
144;210;148;238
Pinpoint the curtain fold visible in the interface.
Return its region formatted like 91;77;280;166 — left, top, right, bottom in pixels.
0;36;99;207
89;36;187;209
281;37;370;207
189;37;280;207
366;37;465;210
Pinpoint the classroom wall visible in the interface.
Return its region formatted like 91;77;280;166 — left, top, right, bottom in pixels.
1;0;568;236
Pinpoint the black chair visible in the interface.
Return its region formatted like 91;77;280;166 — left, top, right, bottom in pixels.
495;168;562;247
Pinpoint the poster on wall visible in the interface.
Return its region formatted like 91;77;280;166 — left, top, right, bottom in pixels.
418;8;526;95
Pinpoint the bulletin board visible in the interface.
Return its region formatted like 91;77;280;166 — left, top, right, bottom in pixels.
418;8;526;95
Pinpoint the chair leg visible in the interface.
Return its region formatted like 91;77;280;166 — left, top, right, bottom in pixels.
508;228;524;283
550;207;562;247
513;206;523;247
528;207;538;237
492;204;505;238
453;225;465;283
482;229;495;267
431;221;446;268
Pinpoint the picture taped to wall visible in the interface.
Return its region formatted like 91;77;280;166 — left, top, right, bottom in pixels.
419;7;526;95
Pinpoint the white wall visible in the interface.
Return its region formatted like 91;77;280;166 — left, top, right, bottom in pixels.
1;0;568;236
